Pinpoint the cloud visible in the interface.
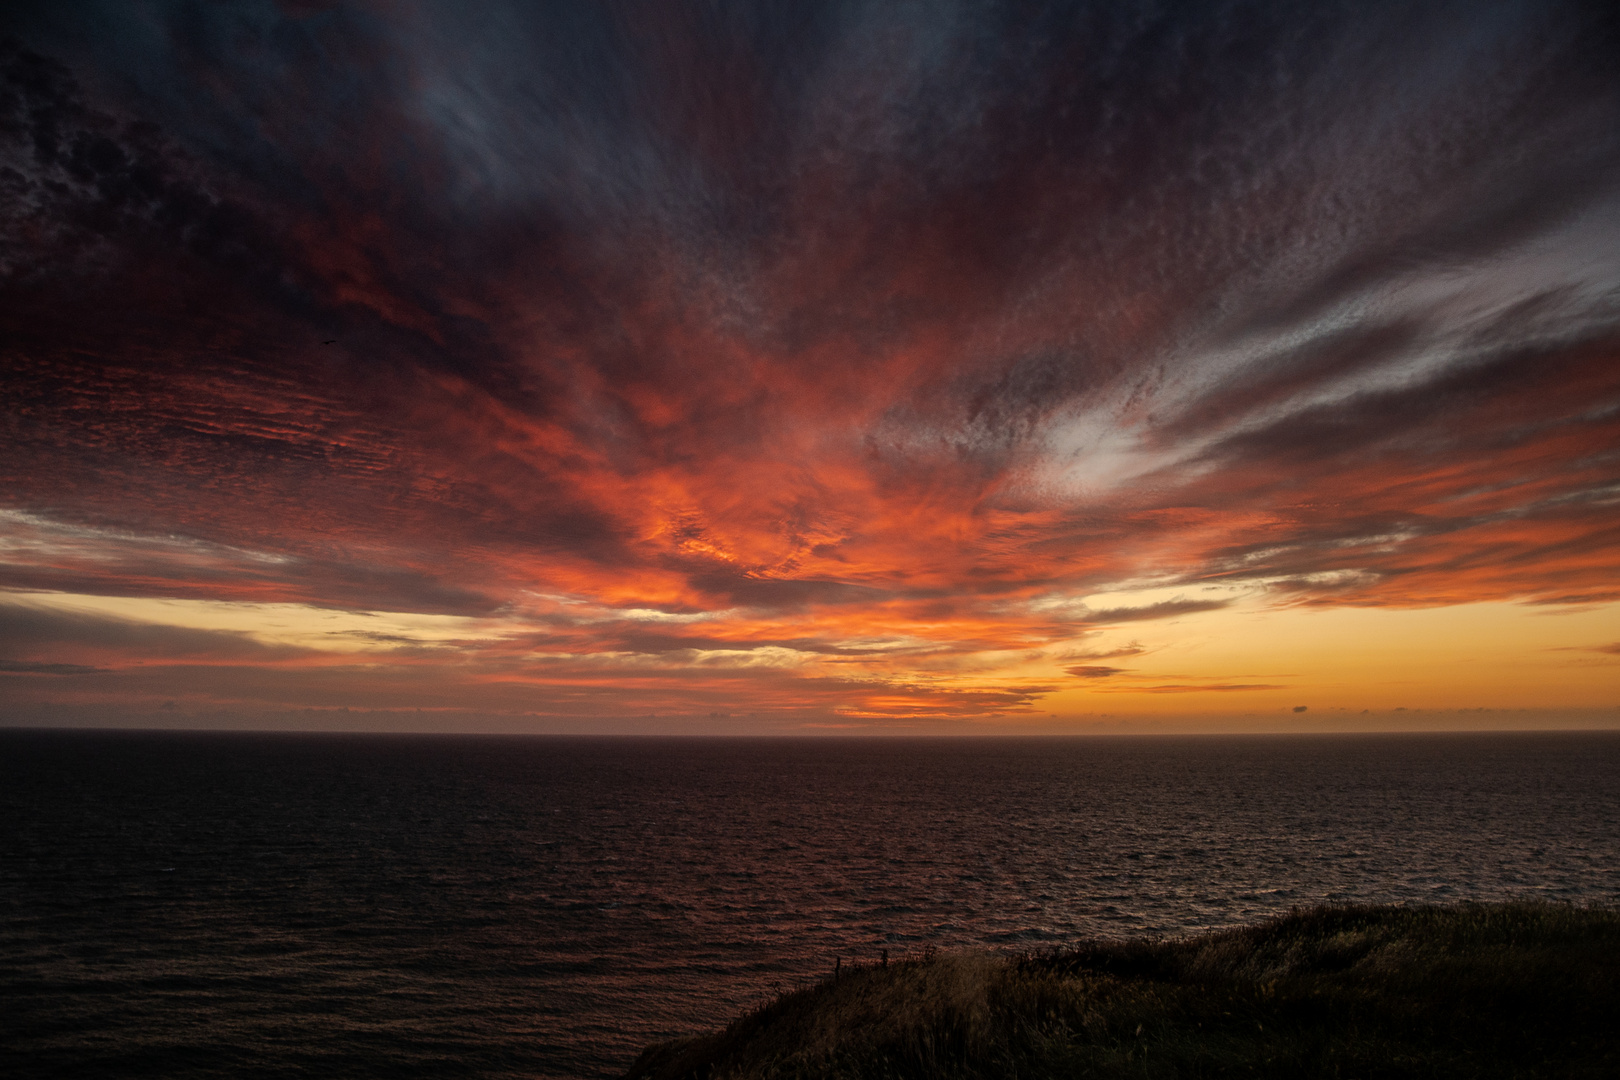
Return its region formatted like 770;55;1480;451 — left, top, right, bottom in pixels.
1065;665;1126;679
1059;642;1146;661
0;660;105;675
1114;683;1289;694
0;2;1617;723
0;599;294;664
1083;599;1233;624
1574;643;1620;655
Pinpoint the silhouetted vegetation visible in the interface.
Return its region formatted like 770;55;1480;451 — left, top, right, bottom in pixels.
624;903;1618;1078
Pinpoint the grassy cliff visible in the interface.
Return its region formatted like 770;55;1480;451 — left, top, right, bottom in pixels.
624;903;1618;1079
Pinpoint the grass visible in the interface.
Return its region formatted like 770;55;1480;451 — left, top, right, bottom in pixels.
622;903;1619;1079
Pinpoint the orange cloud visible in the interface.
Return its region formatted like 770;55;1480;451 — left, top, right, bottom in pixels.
2;11;1619;730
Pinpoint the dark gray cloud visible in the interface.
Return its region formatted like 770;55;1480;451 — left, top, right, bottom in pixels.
0;659;105;674
1065;664;1126;678
0;601;276;660
1085;599;1232;624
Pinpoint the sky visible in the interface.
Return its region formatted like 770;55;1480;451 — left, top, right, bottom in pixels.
1;0;1618;734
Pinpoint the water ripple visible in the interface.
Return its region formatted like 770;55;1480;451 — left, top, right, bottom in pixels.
2;731;1617;1078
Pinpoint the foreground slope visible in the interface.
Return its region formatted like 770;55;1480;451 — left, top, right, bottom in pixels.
625;903;1618;1079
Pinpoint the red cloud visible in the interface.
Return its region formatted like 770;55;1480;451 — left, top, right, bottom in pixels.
2;13;1618;725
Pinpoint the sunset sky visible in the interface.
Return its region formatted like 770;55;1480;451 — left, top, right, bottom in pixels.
2;0;1617;733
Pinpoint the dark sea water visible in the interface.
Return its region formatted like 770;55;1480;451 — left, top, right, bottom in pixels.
2;731;1618;1078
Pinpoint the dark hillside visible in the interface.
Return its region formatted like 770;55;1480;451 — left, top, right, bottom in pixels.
625;903;1619;1079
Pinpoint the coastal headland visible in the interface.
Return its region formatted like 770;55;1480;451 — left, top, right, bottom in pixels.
625;903;1617;1078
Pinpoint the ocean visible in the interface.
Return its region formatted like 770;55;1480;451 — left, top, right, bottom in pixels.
2;730;1617;1078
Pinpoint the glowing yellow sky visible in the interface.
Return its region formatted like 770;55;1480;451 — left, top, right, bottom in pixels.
1037;593;1620;716
4;584;1613;732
